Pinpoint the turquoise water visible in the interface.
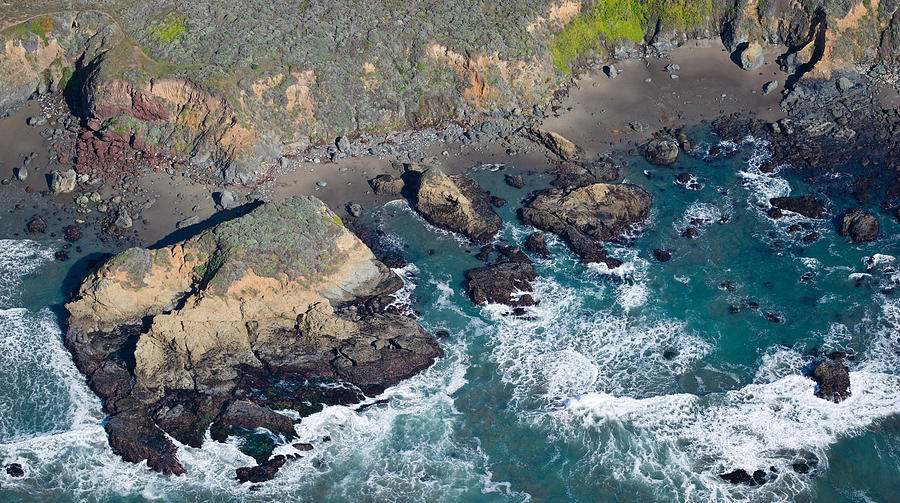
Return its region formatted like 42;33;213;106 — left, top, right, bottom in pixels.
1;130;898;502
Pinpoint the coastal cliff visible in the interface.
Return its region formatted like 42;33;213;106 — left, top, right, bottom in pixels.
64;196;441;477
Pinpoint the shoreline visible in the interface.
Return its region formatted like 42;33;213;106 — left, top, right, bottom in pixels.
0;39;897;260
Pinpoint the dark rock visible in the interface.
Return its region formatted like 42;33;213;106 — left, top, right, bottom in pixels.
811;360;851;403
106;413;185;475
55;251;70;261
720;469;752;484
6;463;24;477
63;225;82;242
504;174;524;189
465;256;537;309
681;227;699;239
519;183;651;264
490;195;507;207
524;232;550;259
839;208;879;243
802;232;821;243
475;244;494;262
551;158;619;188
652;248;672;262
210;400;296;443
27;214;48;233
769;196;826;219
292;443;313;451
236;455;286;483
642;137;679;166
767;207;783;219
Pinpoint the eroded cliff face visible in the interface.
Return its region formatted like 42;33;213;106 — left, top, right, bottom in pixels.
65;196;441;476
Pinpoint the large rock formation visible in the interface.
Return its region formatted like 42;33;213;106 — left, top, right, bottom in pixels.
465;246;537;312
642;138;679;166
839;208;879;243
404;167;502;243
811;360;851;403
65;196;441;478
769;195;826;219
519;183;651;265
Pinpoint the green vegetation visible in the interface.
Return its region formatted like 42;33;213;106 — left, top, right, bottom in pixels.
549;0;712;73
149;13;189;44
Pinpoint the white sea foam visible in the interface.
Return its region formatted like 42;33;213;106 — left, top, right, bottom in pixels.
0;239;56;306
386;263;419;313
557;371;900;502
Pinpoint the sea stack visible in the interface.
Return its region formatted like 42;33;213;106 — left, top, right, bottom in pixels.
64;196;441;478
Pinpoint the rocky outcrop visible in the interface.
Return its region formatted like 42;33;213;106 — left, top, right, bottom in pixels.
839;208;879;242
404;167;501;243
769;196;826;219
369;174;405;195
811;360;851;403
465;246;537;311
65;196;441;478
524;232;551;258
642;138;679;166
519;183;651;265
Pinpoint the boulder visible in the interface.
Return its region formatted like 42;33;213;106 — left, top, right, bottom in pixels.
218;190;237;209
64;196;442;477
404;167;501;243
50;169;77;194
524;232;551;259
642;138;679;166
653;249;672;262
222;162;257;186
839;208;879;243
6;463;24;477
114;209;133;229
236;455;286;483
369;174;404;195
504;174;524;189
811;360;851;403
762;80;778;95
525;128;579;161
27;214;48;233
769;195;826;219
519;183;651;265
465;246;537;309
739;42;764;70
347;202;363;218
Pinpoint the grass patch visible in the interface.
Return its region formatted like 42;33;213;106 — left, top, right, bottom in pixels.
149;13;189;44
549;0;712;73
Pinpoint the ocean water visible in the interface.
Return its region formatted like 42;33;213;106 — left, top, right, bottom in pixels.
1;130;898;502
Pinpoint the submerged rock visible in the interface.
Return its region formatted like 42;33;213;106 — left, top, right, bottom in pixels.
839;208;879;243
64;196;441;477
811;359;851;403
519;183;651;265
404;167;501;243
642;138;679;166
27;214;48;233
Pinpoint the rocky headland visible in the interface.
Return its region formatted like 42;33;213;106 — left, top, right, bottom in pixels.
64;195;441;480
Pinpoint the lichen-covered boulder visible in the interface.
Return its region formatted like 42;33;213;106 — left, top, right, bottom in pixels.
642;138;679;166
404;167;501;243
65;196;441;478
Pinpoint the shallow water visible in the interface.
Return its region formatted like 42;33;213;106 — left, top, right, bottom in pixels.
1;129;898;502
